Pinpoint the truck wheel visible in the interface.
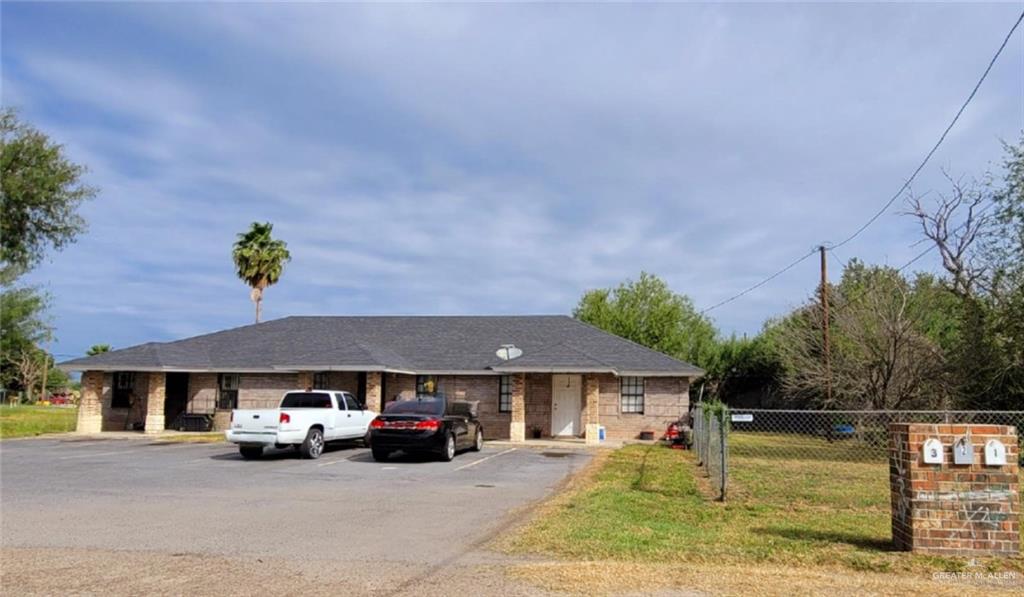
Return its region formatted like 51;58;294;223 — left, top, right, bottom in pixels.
440;433;456;462
471;428;483;452
239;446;263;460
371;448;389;462
300;428;324;460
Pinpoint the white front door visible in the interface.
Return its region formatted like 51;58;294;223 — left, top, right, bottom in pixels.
551;374;582;437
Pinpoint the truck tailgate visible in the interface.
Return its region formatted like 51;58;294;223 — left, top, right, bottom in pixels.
231;409;280;434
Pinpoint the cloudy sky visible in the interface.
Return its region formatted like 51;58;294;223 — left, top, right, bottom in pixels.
3;3;1022;360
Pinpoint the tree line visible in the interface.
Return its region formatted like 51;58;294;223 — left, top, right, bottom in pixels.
576;135;1024;412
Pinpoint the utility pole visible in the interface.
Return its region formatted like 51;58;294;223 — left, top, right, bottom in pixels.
39;330;53;403
40;352;49;402
819;246;832;404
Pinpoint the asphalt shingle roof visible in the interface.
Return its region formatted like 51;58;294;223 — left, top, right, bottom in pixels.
58;315;703;377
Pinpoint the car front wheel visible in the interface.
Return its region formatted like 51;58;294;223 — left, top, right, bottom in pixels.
471;428;483;452
300;428;324;459
440;433;456;462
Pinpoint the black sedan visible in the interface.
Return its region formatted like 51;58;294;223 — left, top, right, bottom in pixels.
369;394;483;462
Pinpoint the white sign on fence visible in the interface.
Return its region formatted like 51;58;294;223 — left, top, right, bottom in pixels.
731;413;754;423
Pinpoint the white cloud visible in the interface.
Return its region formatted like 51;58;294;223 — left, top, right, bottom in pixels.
4;2;1021;360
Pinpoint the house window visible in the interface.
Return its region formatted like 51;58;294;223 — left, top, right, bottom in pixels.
217;373;240;410
112;372;135;409
620;376;645;414
416;375;437;396
313;371;329;390
498;375;513;413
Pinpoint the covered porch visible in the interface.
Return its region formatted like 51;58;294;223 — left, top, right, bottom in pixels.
74;369;386;434
505;372;604;445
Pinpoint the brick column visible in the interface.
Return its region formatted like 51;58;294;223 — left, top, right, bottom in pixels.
77;371;104;433
889;423;1019;556
297;371;313;390
144;372;166;434
584;373;601;445
365;371;382;412
509;373;526;443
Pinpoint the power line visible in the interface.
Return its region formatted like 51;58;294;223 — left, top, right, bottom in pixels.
699;10;1024;315
700;248;819;314
829;9;1024;250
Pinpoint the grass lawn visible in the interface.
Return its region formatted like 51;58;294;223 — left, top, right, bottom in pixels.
503;436;1024;575
0;405;78;439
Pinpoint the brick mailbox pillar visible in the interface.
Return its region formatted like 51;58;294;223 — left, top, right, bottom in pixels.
889;423;1020;556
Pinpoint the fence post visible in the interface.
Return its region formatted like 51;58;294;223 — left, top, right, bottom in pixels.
718;413;727;501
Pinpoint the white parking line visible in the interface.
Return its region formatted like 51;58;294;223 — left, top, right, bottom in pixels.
315;456;349;467
58;449;139;460
57;443;216;460
453;447;517;472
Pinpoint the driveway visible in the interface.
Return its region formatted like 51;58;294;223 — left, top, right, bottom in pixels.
0;436;591;596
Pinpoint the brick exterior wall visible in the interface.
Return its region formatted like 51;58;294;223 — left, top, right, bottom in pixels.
77;371;104;433
366;372;382;412
99;372;148;432
890;423;1020;556
178;372;299;431
82;369;690;441
597;374;689;440
324;371;360;393
237;373;299;409
524;373;552;438
143;372;166;433
384;373;416;403
189;373;218;413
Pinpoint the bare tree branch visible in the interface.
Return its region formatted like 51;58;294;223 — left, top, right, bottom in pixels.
903;172;993;297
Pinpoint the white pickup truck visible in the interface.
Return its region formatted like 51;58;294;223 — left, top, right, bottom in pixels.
226;390;377;460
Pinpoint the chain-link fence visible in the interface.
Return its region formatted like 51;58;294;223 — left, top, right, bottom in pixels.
693;403;728;501
727;409;1024;463
692;408;1023;503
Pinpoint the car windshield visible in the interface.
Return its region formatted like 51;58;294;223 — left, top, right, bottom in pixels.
384;396;445;416
280;392;333;409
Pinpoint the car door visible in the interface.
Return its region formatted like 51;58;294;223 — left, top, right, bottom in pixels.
342;392;369;437
446;402;470;448
331;392;352;439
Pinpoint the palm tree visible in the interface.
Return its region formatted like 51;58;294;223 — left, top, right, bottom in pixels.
232;222;291;323
86;344;111;356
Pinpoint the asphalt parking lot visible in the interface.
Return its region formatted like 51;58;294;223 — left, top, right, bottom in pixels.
0;436;591;595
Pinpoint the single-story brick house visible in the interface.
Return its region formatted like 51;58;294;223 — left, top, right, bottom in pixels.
58;315;703;443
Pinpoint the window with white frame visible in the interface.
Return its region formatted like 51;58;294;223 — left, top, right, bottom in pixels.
498;375;513;413
217;373;240;410
619;376;645;414
313;371;330;390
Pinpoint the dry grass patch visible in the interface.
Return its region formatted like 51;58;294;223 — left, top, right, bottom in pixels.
507;561;1023;596
501;442;1024;576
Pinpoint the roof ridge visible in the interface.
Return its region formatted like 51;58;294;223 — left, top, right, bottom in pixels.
567;317;702;370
